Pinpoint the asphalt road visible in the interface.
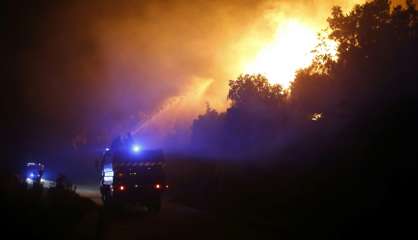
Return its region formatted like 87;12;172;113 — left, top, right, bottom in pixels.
74;186;263;240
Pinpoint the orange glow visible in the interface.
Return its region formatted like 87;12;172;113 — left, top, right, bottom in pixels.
244;20;338;89
96;0;364;145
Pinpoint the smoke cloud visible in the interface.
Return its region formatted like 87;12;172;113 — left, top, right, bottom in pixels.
17;0;370;150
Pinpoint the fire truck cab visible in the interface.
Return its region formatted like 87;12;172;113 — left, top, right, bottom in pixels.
99;144;167;212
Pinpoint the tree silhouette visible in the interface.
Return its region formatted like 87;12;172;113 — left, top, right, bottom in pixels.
192;74;288;157
192;0;417;159
228;74;285;108
291;0;417;120
191;104;224;155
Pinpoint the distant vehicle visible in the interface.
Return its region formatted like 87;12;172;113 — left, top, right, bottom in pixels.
98;143;167;212
24;162;45;186
23;162;55;188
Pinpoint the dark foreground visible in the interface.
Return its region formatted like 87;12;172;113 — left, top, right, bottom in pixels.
75;187;268;240
1;178;266;240
2;170;417;240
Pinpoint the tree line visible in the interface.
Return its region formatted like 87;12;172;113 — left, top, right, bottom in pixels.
190;0;418;161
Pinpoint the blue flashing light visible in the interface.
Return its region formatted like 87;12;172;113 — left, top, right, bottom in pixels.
105;147;110;151
132;144;142;153
29;173;34;178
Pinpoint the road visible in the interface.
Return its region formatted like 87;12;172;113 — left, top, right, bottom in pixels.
74;186;264;240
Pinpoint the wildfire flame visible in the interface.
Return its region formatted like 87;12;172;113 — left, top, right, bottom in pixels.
244;20;338;89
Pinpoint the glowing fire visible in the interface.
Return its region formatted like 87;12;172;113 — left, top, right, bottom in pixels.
245;20;337;89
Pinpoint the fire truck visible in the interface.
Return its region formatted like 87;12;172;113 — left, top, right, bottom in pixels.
99;141;167;212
